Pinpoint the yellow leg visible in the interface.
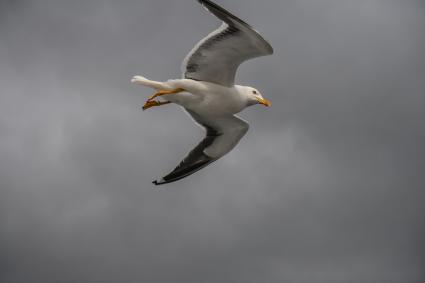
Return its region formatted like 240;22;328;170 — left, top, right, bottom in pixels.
142;100;171;111
147;88;185;101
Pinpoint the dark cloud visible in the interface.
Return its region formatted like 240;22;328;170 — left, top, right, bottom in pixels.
1;0;424;282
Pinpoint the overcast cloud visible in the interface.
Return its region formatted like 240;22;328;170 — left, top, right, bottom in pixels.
1;0;425;282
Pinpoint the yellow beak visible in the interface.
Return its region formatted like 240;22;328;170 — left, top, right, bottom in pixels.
257;97;271;107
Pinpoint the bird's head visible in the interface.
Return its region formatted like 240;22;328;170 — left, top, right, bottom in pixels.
242;86;271;107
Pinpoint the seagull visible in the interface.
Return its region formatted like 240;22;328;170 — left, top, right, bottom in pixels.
131;0;273;185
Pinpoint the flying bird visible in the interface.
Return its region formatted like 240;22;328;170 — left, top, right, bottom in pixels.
131;0;273;185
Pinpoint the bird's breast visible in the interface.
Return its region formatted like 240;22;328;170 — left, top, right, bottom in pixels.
167;80;247;115
189;93;246;116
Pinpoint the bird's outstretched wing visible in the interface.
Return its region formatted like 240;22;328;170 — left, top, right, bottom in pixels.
153;113;249;185
182;0;273;87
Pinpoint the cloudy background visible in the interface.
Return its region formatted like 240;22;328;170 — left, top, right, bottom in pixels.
1;0;425;282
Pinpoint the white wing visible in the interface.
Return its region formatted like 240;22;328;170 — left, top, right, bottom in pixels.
182;0;273;87
153;113;249;185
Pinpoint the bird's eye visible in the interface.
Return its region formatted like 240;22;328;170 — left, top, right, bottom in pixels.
252;90;257;94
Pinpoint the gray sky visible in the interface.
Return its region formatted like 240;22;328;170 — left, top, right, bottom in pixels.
1;0;425;282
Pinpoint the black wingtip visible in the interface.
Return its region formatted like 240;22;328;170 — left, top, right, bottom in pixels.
198;0;209;9
152;179;166;186
198;0;252;29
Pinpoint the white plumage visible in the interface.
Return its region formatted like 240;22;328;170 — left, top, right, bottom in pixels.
131;0;273;185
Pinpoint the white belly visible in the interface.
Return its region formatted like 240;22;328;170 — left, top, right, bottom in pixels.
164;79;247;116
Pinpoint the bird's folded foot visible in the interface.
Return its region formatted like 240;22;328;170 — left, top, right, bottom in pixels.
147;88;185;101
142;100;171;111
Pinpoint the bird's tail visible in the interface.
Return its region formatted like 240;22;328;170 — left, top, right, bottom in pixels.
131;75;170;90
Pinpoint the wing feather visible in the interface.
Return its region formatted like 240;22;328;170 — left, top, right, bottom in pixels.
182;0;273;87
153;113;249;185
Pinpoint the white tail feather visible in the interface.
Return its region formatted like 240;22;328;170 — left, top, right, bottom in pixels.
131;75;170;90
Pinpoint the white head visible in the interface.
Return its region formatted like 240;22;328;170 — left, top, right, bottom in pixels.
240;86;272;107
